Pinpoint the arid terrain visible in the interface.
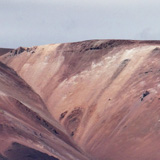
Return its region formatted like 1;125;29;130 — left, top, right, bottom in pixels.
0;39;160;160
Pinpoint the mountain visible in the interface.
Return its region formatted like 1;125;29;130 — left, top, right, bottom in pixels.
0;48;13;56
0;40;160;160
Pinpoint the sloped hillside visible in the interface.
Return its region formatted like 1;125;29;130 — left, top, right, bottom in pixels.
1;40;160;160
0;62;89;160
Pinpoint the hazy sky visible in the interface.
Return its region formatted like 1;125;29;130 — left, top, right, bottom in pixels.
1;0;160;48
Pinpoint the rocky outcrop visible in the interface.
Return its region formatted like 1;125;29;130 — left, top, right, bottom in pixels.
9;46;37;55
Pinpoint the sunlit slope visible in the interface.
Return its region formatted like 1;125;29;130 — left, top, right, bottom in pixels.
1;40;160;160
0;62;89;160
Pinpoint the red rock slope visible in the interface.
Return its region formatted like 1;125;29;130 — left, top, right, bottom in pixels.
0;40;160;160
0;62;89;160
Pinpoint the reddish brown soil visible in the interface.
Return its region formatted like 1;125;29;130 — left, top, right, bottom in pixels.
0;40;160;160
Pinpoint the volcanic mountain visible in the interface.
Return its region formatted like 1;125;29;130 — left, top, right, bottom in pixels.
0;40;160;160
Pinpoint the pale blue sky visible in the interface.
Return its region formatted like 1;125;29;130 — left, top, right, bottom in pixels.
1;0;160;48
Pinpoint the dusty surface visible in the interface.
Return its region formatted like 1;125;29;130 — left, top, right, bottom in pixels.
0;62;89;160
0;39;160;160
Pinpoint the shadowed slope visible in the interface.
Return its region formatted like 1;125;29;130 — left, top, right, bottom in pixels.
1;40;160;160
5;143;58;160
0;48;13;56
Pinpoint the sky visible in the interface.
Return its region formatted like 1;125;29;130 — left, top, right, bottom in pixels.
1;0;160;48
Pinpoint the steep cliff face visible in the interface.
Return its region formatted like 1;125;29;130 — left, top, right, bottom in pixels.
0;40;160;160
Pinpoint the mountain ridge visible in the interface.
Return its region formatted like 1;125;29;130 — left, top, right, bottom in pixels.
0;39;160;160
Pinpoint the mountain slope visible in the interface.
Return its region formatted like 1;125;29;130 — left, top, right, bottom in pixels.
0;62;89;160
0;40;160;160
